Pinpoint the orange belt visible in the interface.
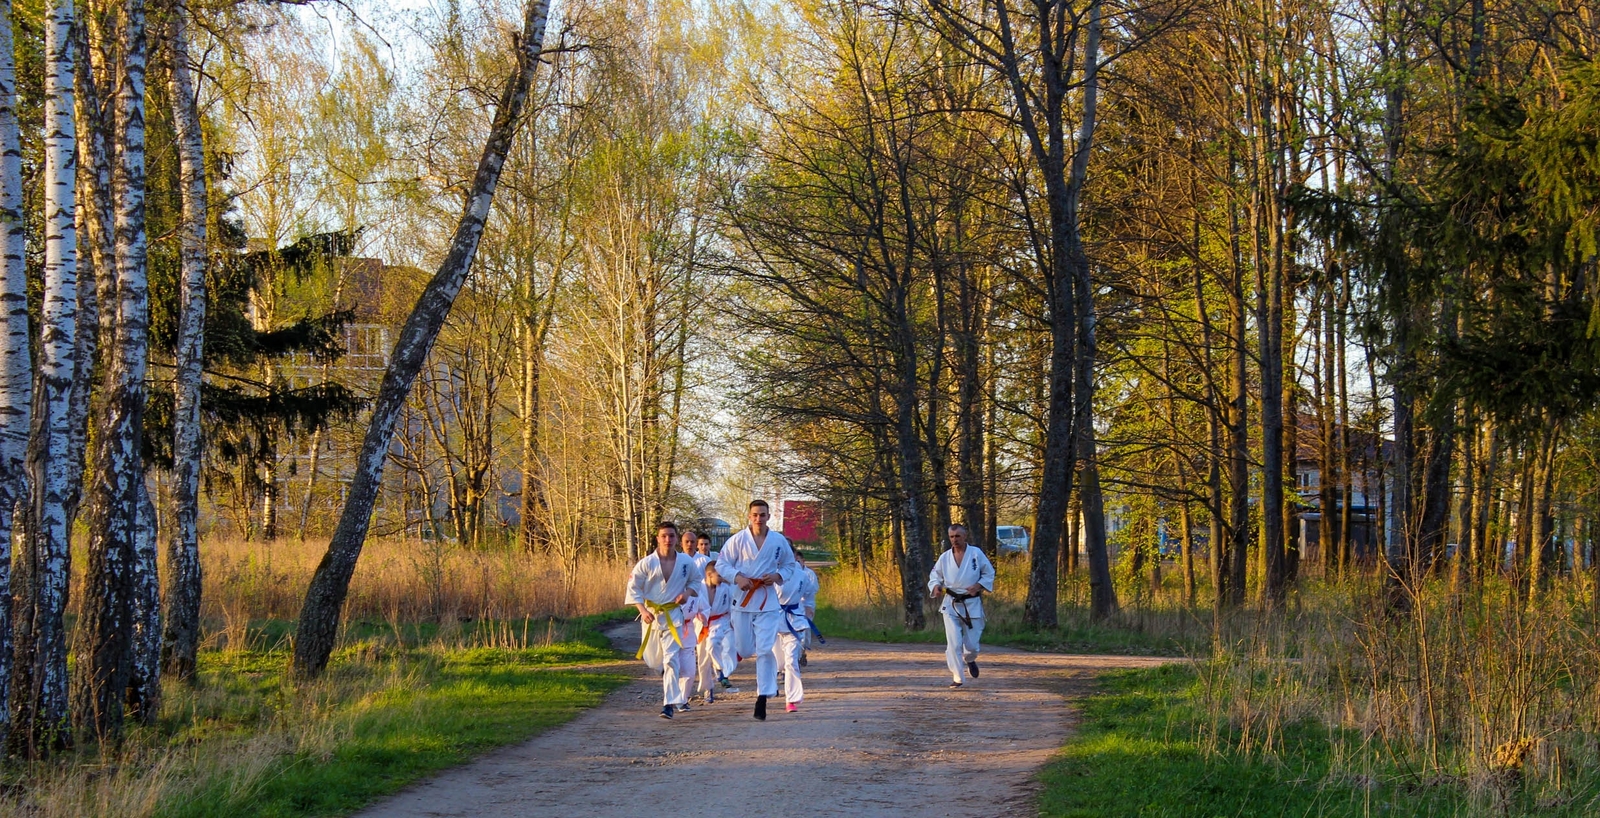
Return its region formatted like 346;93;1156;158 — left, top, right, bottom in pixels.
698;611;728;640
739;578;771;607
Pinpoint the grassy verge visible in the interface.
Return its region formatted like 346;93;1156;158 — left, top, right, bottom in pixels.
1039;665;1600;818
4;611;637;818
813;601;1199;656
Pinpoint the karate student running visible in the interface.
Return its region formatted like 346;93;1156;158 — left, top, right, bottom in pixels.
695;561;739;702
717;500;798;720
773;549;822;712
928;524;995;689
793;552;821;666
626;521;706;719
685;530;712;574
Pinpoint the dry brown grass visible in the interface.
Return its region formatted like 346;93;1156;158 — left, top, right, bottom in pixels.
193;536;629;649
0;539;633;818
1195;572;1600;809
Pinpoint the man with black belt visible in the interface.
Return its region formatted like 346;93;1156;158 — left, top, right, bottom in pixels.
928;523;995;689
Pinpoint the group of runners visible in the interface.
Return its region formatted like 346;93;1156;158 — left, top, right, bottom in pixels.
627;499;999;720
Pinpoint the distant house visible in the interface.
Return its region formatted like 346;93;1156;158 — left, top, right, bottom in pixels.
697;518;732;551
1292;412;1395;564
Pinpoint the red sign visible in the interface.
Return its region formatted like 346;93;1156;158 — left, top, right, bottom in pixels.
782;500;821;544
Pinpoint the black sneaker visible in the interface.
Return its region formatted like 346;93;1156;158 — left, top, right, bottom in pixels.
678;702;692;712
754;695;768;721
967;660;980;679
660;705;674;719
948;681;963;689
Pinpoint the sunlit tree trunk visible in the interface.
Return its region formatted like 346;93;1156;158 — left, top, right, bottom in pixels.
0;0;32;753
161;2;207;682
75;0;153;740
13;0;78;756
294;0;552;678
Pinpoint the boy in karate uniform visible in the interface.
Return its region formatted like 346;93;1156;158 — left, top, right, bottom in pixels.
716;499;797;720
928;523;995;689
695;561;738;702
626;521;705;719
796;552;820;666
772;548;821;712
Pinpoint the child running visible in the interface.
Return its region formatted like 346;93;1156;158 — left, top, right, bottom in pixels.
695;561;738;702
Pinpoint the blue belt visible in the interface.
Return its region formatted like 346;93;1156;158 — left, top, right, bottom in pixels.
780;602;825;644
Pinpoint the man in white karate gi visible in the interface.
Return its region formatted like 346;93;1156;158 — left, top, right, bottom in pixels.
717;499;797;720
928;523;995;689
626;521;706;719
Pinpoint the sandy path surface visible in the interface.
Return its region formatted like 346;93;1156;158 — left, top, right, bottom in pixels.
356;625;1172;818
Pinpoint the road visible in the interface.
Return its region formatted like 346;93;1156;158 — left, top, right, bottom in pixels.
356;625;1171;818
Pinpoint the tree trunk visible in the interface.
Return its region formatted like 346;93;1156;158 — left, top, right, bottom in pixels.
293;0;552;678
161;2;206;682
1226;190;1250;608
1023;0;1106;628
12;0;77;756
126;479;160;722
0;0;31;754
74;0;152;741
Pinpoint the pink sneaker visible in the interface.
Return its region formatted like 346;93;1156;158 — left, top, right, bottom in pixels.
786;703;798;713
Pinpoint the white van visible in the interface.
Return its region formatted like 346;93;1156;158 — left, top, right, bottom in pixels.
995;525;1030;555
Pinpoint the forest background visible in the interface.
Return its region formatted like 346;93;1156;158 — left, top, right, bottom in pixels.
1;0;1599;814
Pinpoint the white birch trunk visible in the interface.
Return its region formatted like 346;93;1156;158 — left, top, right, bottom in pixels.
0;0;31;751
16;0;78;754
67;9;111;529
293;0;552;678
75;0;152;739
127;478;160;719
162;3;206;682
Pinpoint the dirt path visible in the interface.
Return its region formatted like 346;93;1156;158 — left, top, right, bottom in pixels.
356;625;1172;818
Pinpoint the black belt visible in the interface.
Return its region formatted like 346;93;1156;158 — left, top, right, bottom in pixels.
946;591;979;629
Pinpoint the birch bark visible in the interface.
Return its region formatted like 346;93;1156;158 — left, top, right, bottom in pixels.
161;2;207;681
293;0;552;678
74;0;152;739
15;0;78;755
0;0;31;752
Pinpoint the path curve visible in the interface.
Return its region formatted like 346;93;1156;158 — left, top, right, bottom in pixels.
356;625;1172;818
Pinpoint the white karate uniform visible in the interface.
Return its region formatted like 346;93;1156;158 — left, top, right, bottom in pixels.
676;594;707;704
690;551;712;574
717;527;797;698
772;567;818;704
928;545;995;684
625;550;705;707
799;565;820;650
696;581;736;694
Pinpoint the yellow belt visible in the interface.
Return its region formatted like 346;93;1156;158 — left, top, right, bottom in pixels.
635;600;684;659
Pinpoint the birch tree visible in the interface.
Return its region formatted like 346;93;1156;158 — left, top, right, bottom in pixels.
293;0;553;678
161;0;208;682
13;0;78;755
0;0;31;752
75;0;155;737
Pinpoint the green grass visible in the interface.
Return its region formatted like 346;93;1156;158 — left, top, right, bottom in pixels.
1039;665;1600;818
144;611;636;818
813;601;1201;657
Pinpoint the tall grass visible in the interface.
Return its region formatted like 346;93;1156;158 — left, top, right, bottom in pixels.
2;538;635;818
816;554;1210;655
193;537;628;651
1196;572;1600;812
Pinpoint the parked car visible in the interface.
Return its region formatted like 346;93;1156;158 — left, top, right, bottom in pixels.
995;525;1030;555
